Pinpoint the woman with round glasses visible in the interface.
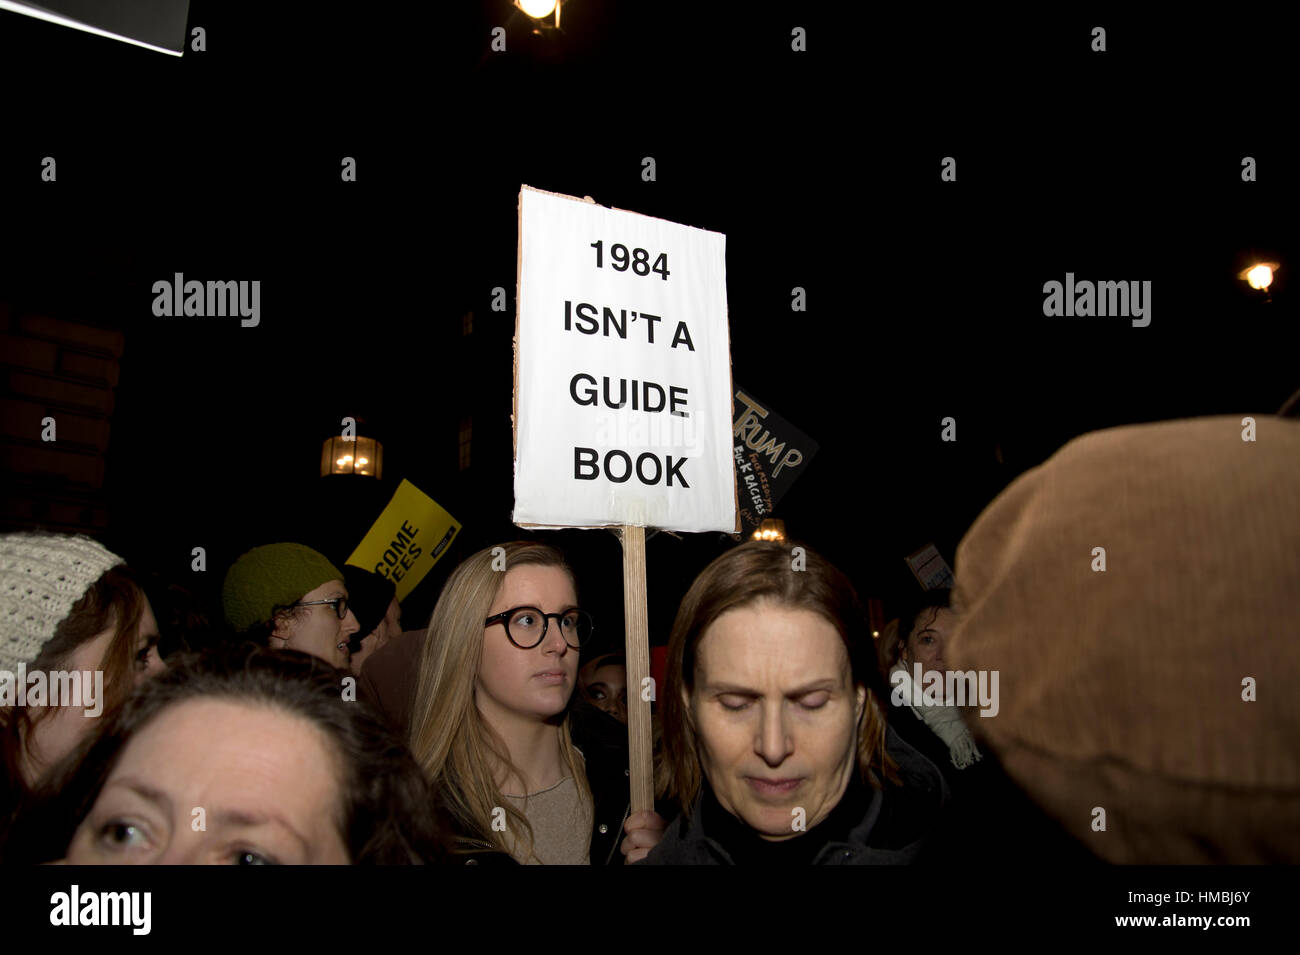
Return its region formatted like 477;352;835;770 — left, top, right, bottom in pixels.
221;543;360;670
409;541;644;865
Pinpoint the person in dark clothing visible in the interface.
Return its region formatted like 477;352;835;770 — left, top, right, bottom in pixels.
644;540;947;865
878;594;1102;868
649;722;945;865
878;589;984;799
341;565;398;676
578;651;628;724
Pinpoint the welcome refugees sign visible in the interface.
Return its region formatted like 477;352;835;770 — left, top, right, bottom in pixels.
513;185;737;812
513;186;738;534
346;479;461;602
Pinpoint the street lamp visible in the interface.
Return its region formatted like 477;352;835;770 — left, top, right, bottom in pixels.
516;0;561;29
320;434;383;478
1238;262;1278;292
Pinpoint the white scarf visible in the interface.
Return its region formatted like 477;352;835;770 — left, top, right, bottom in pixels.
890;660;983;770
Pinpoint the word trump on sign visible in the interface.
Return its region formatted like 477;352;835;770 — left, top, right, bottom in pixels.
513;185;738;532
730;385;818;533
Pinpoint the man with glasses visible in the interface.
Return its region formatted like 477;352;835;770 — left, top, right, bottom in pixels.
222;542;361;670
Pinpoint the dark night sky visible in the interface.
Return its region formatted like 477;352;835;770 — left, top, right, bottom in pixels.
2;2;1296;643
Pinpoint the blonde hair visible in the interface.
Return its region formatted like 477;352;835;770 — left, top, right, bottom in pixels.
409;542;592;861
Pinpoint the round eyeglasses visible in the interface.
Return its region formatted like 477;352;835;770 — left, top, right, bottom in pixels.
485;606;593;650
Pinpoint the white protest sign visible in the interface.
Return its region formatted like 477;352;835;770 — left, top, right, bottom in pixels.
513;185;738;533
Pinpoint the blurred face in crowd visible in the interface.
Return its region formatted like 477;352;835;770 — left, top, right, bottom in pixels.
580;658;628;723
900;608;955;676
690;600;865;841
63;698;350;864
349;624;384;676
476;565;579;726
349;596;402;674
349;600;400;676
275;580;358;670
383;597;402;637
24;597;166;783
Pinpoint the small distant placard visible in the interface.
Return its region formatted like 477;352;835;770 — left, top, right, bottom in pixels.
905;543;954;591
345;479;460;601
732;385;818;533
513;185;737;533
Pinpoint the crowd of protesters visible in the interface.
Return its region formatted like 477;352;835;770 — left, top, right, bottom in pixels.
1;414;1297;865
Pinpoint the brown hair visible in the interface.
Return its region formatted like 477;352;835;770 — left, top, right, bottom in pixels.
658;540;899;813
0;565;148;797
877;589;953;681
3;643;449;864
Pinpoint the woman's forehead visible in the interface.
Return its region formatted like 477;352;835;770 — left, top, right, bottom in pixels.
911;607;956;637
500;563;576;603
696;604;849;681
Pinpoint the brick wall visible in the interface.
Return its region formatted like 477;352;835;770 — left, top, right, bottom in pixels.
1;300;123;534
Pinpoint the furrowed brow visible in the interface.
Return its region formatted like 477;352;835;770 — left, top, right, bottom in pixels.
215;810;311;854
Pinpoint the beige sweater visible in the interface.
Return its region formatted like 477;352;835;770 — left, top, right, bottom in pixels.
502;775;593;865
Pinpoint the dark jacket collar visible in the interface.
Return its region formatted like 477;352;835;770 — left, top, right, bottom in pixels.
644;724;948;865
696;770;875;865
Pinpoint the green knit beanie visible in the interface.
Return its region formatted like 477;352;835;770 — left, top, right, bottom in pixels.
222;543;345;634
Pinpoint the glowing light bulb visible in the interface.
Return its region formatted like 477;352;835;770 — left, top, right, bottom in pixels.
1246;264;1274;290
518;0;557;18
336;458;347;467
356;457;368;466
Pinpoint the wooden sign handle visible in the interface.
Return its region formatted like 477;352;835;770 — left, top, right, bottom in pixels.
620;524;655;813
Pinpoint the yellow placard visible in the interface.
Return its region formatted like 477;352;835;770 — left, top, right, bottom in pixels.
345;479;461;602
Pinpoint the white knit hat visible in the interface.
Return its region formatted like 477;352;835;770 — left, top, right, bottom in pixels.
0;533;125;672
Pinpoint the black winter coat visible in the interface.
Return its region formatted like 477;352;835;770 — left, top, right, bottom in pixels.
640;724;948;865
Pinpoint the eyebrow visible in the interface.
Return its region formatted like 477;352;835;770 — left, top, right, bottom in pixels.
489;605;580;620
102;780;313;854
213;810;312;855
104;778;174;815
702;679;839;696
